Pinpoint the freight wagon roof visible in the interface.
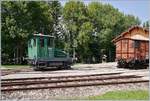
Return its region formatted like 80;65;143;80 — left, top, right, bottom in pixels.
131;34;149;41
112;26;149;43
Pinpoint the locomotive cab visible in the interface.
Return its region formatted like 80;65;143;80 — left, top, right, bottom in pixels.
28;33;72;70
28;33;54;60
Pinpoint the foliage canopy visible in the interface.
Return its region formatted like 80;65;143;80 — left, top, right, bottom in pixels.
2;1;142;64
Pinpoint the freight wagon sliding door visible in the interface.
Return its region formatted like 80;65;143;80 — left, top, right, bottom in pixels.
128;40;134;59
139;41;149;60
134;40;141;59
140;41;147;59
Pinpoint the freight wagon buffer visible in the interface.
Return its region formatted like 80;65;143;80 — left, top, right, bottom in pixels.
112;26;149;69
28;33;72;70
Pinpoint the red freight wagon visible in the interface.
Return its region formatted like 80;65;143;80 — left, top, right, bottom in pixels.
112;26;149;69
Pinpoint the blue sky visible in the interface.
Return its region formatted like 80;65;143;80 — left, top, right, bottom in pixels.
60;0;150;24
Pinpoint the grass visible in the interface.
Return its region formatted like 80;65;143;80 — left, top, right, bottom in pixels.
87;90;149;100
1;65;29;68
51;90;149;100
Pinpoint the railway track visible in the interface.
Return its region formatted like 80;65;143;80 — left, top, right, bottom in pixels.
1;72;148;92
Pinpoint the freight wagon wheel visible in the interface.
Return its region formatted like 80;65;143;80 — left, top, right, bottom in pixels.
33;66;42;71
128;62;134;69
117;60;126;68
121;62;126;68
117;63;122;68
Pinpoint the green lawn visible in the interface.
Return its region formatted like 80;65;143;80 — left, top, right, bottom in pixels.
1;65;29;68
87;90;149;100
54;89;149;100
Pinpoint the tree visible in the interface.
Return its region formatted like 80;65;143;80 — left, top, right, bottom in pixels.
2;1;142;64
63;1;88;55
143;20;149;28
48;1;65;49
77;22;94;62
1;1;54;64
87;2;141;62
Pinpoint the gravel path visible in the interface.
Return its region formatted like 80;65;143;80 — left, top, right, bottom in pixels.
1;82;148;100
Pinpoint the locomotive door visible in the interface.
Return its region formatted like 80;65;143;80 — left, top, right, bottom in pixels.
48;37;54;59
39;37;48;59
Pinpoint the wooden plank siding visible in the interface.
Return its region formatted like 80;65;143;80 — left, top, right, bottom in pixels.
112;26;149;61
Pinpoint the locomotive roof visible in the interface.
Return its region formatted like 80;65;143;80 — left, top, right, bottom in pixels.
112;26;149;42
33;33;54;38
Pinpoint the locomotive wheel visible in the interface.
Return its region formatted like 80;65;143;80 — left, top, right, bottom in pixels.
33;64;44;71
58;66;62;70
64;65;71;69
117;61;123;68
33;66;41;71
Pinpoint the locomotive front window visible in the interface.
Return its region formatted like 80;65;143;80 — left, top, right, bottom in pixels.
40;38;44;47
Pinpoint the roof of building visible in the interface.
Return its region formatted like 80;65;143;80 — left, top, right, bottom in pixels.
112;26;149;42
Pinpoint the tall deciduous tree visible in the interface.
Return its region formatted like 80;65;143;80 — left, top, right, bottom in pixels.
48;1;65;49
2;1;142;64
77;22;94;62
63;1;88;55
143;20;149;28
87;2;141;62
1;1;54;64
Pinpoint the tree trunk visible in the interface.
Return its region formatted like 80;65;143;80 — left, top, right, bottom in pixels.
16;47;19;64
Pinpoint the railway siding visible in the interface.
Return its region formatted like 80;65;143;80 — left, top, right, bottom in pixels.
1;62;149;100
1;72;148;92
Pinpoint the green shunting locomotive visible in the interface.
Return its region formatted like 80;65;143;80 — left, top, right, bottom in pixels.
27;33;72;70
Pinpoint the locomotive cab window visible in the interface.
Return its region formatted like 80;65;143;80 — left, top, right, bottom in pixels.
29;39;32;47
33;38;36;47
48;37;54;47
40;38;44;47
134;40;140;48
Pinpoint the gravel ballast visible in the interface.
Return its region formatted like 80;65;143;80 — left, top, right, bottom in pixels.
1;82;148;100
